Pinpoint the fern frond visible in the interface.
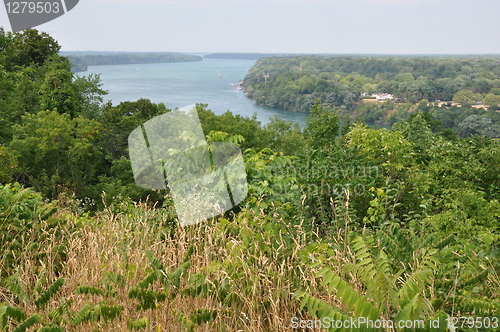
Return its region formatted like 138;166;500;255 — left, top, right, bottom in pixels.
453;295;498;315
350;236;377;282
90;304;123;323
147;252;165;271
461;269;489;288
12;314;40;332
378;223;413;265
317;268;379;320
129;317;149;330
76;286;104;296
190;309;217;325
398;269;433;306
34;278;64;309
137;271;158;289
71;303;92;325
0;304;25;328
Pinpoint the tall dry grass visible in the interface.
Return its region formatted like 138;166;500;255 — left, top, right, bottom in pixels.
1;199;330;331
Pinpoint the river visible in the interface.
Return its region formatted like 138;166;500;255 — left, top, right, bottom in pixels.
81;57;309;128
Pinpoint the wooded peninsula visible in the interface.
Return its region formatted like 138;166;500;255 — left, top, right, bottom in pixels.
244;55;500;137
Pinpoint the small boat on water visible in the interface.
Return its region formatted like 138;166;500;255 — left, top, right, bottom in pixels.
218;72;221;78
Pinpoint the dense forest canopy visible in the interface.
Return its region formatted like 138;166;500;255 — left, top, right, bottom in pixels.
243;55;500;137
1;28;499;331
243;55;500;108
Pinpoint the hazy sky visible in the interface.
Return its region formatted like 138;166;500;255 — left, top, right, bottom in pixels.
1;0;499;54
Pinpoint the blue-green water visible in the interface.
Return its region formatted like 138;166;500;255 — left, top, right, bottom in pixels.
82;58;309;127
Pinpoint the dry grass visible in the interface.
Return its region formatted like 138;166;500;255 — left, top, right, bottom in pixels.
1;201;328;331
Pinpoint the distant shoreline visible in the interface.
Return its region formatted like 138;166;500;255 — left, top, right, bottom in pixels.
63;52;203;73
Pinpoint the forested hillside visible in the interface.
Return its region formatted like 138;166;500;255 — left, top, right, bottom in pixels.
243;55;500;137
1;28;499;331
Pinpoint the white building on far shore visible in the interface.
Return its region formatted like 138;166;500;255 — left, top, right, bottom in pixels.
372;93;394;101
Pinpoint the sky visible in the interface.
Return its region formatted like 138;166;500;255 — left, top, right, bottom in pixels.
1;0;500;54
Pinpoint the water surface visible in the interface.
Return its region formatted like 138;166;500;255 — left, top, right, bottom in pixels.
83;58;309;128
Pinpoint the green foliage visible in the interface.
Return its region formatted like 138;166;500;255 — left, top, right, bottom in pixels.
0;304;25;329
453;89;479;104
295;219;500;331
482;93;500;107
456;114;500;137
34;278;64;309
11;314;40;332
173;308;217;332
1;29;500;332
1;29;60;71
197;104;272;152
0;147;17;184
128;317;149;330
9;110;103;198
392;112;436;163
0;183;59;278
293;147;381;229
128;248;194;310
263;115;306;155
71;303;93;325
346;124;414;174
39;56;80;116
37;326;64;332
244;147;298;209
76;286;104;296
244;55;500;112
305;103;340;149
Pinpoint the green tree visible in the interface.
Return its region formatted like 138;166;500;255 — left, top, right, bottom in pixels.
197;104;271;152
98;99;168;161
341;116;352;136
263;116;305;155
1;28;60;71
305;103;340;149
73;73;108;119
346;124;414;173
483;93;500;109
9;110;102;198
456;114;500;138
453;89;478;104
393;112;436;159
39;56;80;117
0;147;17;184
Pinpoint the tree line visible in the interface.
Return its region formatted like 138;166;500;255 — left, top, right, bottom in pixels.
243;55;500;111
66;52;202;72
